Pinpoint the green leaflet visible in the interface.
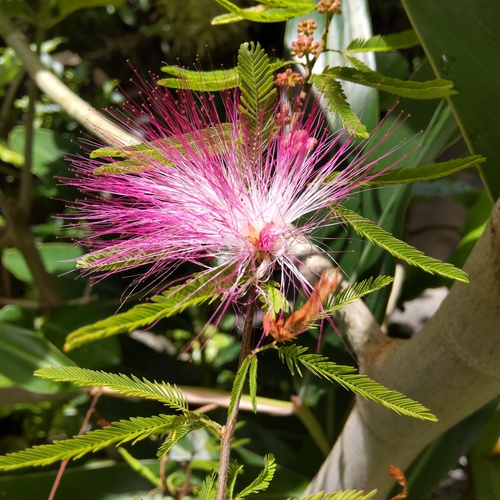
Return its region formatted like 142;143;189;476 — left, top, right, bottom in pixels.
0;414;176;471
310;75;368;138
228;355;252;421
235;454;276;499
64;265;235;351
367;155;485;185
291;491;377;500
35;366;189;411
249;356;258;414
347;29;420;52
158;66;239;91
211;0;315;24
227;460;245;499
76;245;167;273
319;56;456;99
276;345;437;421
333;204;469;283
199;472;217;500
237;42;277;163
323;275;394;315
89;123;235;175
156;417;212;458
158;61;288;92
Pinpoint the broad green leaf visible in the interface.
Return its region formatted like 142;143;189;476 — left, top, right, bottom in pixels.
368;155;485;186
158;66;239;91
249;356;258;414
292;491;377;500
0;325;75;394
8;127;65;180
333;205;469;283
0;141;23;166
2;243;84;283
310;75;368;138
0;414;175;471
401;0;500;200
211;0;315;24
237;42;276;162
347;29;420;52
235;454;276;499
322;58;456;99
64;265;234;350
323;276;394;314
277;345;437;421
35;366;188;412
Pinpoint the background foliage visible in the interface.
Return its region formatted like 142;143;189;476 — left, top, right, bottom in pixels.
0;0;498;499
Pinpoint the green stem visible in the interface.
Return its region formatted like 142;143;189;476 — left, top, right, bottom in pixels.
116;447;162;488
216;291;257;500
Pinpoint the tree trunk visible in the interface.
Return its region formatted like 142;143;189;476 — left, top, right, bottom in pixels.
306;198;500;498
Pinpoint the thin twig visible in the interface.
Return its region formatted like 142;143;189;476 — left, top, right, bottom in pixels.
0;14;138;148
48;389;103;500
216;291;257;500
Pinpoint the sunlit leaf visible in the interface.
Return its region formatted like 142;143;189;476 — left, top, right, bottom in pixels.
347;30;420;52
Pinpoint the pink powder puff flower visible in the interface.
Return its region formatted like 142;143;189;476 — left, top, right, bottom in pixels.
66;74;406;329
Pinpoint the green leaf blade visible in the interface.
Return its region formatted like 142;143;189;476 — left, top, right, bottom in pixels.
158;66;239;91
249;356;258;414
324;58;456;99
368;155;485;186
347;29;420;52
211;0;315;24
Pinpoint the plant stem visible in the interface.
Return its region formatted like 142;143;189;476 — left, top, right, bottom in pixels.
216;292;257;500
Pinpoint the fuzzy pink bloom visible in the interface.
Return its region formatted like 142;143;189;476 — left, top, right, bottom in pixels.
67;76;406;317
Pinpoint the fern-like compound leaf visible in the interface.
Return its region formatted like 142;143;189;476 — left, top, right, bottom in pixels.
64;265;235;350
0;414;176;471
277;345;437;421
310;75;368;138
333;205;469;283
235;454;276;499
290;490;377;500
323;275;394;314
237;42;277;164
35;366;189;412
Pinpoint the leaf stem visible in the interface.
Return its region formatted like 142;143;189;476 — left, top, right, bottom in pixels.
216;290;257;500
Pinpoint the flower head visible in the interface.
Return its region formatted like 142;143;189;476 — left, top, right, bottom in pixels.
67;72;405;332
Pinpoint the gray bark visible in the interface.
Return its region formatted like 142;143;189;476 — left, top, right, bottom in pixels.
306;198;500;498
